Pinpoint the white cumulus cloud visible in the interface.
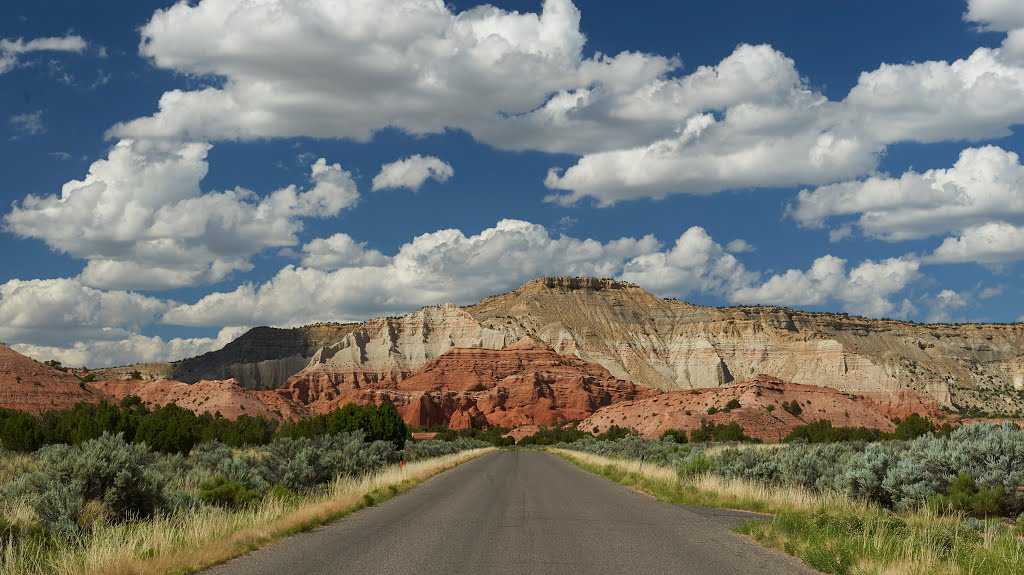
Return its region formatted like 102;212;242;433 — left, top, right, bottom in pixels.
101;0;1024;204
926;289;969;323
163;219;665;326
0;278;169;348
792;146;1024;241
731;256;921;318
12;326;249;368
4;140;359;290
300;233;390;270
372;155;454;192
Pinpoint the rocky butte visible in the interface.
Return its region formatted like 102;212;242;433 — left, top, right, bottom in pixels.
91;277;1024;415
3;277;1023;436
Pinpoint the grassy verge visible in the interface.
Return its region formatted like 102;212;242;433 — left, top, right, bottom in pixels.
549;448;1024;575
3;448;494;575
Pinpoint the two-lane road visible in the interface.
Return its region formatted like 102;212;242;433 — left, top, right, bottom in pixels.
204;451;816;575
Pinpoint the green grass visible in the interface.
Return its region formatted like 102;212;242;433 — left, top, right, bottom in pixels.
551;448;1024;575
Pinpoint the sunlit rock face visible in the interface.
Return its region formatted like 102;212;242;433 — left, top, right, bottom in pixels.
87;277;1024;414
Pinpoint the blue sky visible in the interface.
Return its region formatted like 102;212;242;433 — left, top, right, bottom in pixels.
2;0;1024;367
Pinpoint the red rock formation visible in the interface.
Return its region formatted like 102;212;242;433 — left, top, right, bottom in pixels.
581;375;949;442
88;378;309;420
0;344;98;414
277;338;654;429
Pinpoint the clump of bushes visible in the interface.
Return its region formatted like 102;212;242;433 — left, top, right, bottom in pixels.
558;422;1024;519
276;402;408;448
260;432;398;492
197;476;262;509
689;420;757;443
785;420;881;443
7;433;166;534
404;438;492;459
660;429;688;444
553;435;707;471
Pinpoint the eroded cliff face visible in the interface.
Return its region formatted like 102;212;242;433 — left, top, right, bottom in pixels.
467;278;1024;412
86;277;1024;413
274;337;651;428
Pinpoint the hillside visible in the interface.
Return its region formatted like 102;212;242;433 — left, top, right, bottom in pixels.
581;375;946;442
87;277;1024;414
0;343;98;414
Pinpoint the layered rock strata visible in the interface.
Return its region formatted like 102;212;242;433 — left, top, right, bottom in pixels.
78;277;1024;413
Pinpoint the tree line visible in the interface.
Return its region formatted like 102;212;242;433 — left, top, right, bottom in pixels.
0;398;407;453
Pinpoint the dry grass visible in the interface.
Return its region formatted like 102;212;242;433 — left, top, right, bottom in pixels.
2;448;494;575
550;448;1024;575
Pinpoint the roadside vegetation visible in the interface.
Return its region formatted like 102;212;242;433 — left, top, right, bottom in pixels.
0;399;410;454
551;423;1024;575
0;399;493;575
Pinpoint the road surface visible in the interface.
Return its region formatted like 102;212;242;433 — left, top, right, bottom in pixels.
203;451;816;575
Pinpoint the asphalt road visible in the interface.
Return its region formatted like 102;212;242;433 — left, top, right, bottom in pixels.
203;451;816;575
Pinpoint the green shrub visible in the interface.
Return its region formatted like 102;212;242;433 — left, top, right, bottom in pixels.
0;408;44;452
724;399;741;411
660;429;688;444
198;476;262;508
887;413;935;440
276;402;407;448
260;433;399;492
19;433;166;533
782;400;803;417
928;473;1005;517
785;420;882;443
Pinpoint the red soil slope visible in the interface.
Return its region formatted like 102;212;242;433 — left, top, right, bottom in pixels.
88;378;309;420
0;344;98;414
581;375;946;441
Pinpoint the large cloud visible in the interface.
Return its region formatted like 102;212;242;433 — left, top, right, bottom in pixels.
4;140;359;290
618;227;756;296
928;222;1024;263
163;219;666;326
791;146;1024;263
731;256;920;318
113;0;605;143
0;278;169;347
109;0;1024;204
164;219;921;328
12;327;248;368
791;146;1024;240
0;277;248;367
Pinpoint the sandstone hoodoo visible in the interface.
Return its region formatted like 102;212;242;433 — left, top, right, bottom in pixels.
0;344;98;414
88;277;1024;416
580;375;947;442
276;337;654;429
